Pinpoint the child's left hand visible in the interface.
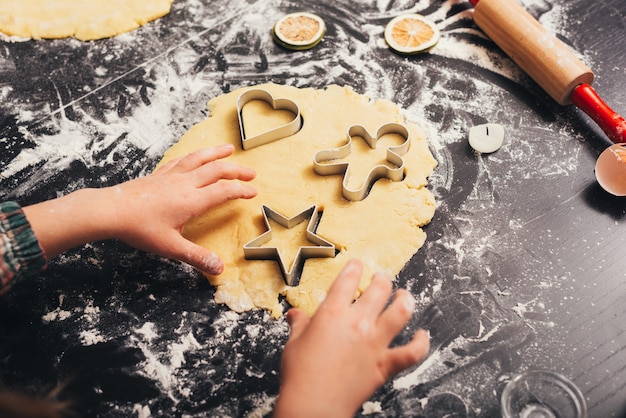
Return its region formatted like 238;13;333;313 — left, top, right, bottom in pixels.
24;144;257;274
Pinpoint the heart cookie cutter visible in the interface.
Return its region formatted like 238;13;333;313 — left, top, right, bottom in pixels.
243;205;336;287
313;123;411;201
237;89;303;150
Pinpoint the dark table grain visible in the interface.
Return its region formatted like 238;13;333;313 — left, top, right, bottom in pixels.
0;0;625;416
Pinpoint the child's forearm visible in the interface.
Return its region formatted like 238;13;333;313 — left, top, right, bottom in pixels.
22;187;118;259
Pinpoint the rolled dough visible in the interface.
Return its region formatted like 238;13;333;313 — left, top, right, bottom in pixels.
158;83;437;318
0;0;173;41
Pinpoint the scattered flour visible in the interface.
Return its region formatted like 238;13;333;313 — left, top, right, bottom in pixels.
135;322;159;342
362;401;383;414
79;329;105;345
1;0;591;415
42;295;72;322
132;404;152;418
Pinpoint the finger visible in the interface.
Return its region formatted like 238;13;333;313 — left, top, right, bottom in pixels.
160;234;224;275
353;272;392;319
285;308;310;340
320;259;363;308
153;155;185;174
384;329;430;377
171;145;235;173
376;289;415;341
193;160;256;188
194;182;257;212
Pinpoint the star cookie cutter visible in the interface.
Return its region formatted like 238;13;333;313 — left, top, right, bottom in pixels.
313;122;411;201
237;89;303;150
243;205;335;287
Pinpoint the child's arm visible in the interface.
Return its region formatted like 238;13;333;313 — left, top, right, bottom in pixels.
273;259;430;418
22;144;257;274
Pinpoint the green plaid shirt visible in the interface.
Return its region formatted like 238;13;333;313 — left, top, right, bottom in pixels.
0;201;47;293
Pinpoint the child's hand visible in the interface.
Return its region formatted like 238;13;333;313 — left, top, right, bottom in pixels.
24;144;257;274
107;144;256;274
273;259;430;418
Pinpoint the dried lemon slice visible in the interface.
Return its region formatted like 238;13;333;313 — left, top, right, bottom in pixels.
384;14;440;54
273;12;326;50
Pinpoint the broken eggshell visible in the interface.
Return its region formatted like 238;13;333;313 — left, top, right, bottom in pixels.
595;143;626;196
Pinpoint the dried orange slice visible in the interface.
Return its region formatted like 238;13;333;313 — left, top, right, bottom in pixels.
273;12;326;51
384;14;440;54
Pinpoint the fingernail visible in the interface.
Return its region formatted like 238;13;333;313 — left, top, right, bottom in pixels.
403;293;415;313
343;259;361;276
418;328;431;340
204;255;224;275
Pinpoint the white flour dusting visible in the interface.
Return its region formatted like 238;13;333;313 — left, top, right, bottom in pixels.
2;0;596;415
79;329;105;345
42;295;72;322
132;404;151;418
362;401;383;414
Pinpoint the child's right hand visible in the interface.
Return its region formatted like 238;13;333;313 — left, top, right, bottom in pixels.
273;259;430;418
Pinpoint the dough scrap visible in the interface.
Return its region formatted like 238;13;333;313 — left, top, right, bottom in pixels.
158;83;437;318
0;0;173;41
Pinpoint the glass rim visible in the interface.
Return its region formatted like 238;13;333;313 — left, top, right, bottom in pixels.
500;369;588;418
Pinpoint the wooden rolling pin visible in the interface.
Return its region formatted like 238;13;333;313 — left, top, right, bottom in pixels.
469;0;626;143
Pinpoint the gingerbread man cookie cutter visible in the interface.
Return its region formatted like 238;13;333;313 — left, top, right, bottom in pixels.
237;89;303;150
243;205;335;287
313;122;411;201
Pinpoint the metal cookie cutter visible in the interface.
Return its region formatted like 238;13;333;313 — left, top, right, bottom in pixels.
243;205;335;287
237;89;303;150
313;122;411;201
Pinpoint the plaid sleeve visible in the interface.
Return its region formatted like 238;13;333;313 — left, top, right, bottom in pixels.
0;201;47;293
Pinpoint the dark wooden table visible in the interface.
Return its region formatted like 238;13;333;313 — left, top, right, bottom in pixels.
1;0;625;416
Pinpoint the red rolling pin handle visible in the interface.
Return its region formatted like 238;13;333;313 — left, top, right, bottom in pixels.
469;0;626;144
571;84;626;144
